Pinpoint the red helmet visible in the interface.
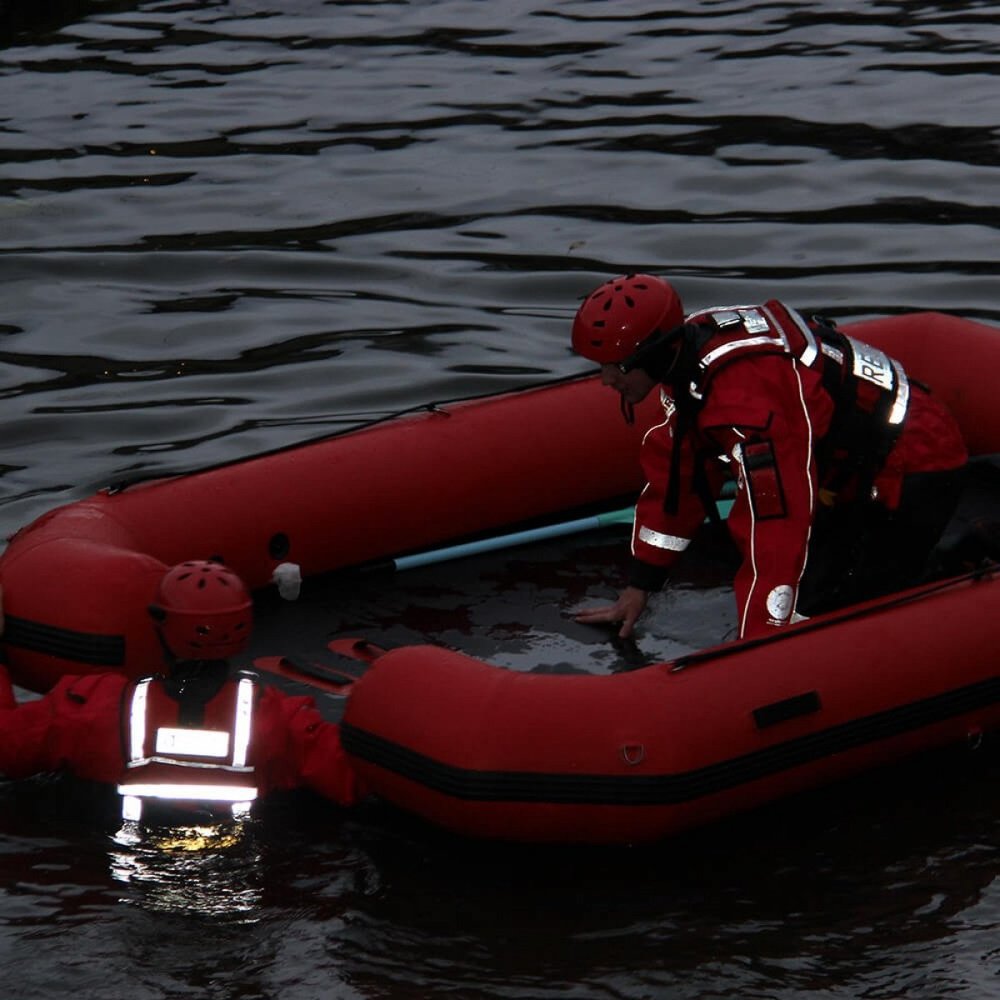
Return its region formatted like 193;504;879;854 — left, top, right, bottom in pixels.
571;274;684;364
150;560;252;660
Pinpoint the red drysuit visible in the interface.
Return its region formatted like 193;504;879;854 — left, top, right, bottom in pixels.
0;663;364;811
628;302;968;638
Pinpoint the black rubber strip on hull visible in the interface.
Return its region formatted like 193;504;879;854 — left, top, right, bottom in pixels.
3;615;126;666
341;675;1000;806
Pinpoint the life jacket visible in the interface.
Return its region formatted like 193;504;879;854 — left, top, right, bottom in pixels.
668;300;911;508
117;671;259;824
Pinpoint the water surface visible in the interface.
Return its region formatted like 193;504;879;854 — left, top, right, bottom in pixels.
2;2;1000;997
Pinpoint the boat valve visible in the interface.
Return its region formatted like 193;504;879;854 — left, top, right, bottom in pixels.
272;562;303;601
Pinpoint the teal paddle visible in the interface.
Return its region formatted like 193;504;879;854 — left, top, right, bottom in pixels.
391;506;636;571
369;494;734;573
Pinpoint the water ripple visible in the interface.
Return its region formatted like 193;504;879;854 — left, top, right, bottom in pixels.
2;5;1000;993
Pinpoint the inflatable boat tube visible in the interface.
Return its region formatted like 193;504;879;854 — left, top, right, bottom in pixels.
3;311;1000;844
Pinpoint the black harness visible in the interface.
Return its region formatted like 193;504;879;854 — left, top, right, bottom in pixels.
656;306;911;516
810;319;910;501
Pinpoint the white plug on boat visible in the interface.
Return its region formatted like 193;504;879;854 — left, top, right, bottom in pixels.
272;562;302;601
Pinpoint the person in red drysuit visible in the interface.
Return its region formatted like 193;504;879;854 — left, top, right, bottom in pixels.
572;274;969;640
0;562;364;822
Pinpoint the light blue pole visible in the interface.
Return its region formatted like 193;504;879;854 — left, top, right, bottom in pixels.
391;495;734;572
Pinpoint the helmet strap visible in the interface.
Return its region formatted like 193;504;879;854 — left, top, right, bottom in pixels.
619;325;685;380
163;660;230;724
152;625;177;665
620;395;635;425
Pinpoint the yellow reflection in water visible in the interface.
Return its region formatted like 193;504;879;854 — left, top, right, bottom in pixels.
109;820;263;918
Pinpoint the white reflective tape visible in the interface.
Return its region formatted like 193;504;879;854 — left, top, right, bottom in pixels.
139;757;253;772
128;679;151;763
658;388;676;417
232;678;254;768
638;526;691;552
781;304;819;367
687;303;765;320
889;360;910;425
122;795;143;822
820;341;844;365
738;309;770;334
117;783;259;802
699;335;786;371
155;727;230;758
847;337;895;391
231;801;253;821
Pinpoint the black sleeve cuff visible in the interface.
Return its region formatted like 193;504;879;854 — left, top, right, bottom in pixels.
627;557;671;592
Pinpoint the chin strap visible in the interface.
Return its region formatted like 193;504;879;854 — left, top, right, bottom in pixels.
620;325;685;377
620;395;635;425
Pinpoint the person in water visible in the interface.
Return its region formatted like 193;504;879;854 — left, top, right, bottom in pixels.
0;561;364;823
572;274;969;640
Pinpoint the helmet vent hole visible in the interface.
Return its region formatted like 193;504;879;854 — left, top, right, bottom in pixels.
625;296;635;307
269;533;290;560
153;559;253;659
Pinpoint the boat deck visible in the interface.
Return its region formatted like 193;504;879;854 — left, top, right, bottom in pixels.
246;456;1000;718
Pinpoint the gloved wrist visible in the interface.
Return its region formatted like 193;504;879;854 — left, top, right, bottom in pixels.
627;558;670;592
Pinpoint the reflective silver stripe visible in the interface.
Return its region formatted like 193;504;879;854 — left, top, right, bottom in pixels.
123;678;256;773
770;303;819;367
846;336;896;391
843;335;910;425
739;309;771;334
122;795;142;822
689;305;785;403
821;341;844;364
128;679;151;763
132;756;253;772
698;334;786;371
638;526;691;552
689;303;818;394
119;679;258;820
231;801;253;820
687;303;762;319
156;727;229;758
658;387;676;417
889;360;910;425
232;677;254;768
115;782;259;802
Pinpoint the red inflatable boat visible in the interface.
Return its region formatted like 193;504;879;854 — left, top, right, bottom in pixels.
3;311;1000;843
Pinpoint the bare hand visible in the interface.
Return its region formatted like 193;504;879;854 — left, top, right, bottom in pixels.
574;586;649;639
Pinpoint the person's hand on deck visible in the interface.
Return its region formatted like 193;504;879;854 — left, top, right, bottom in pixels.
575;586;649;639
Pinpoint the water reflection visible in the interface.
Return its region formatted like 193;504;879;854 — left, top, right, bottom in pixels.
108;819;263;919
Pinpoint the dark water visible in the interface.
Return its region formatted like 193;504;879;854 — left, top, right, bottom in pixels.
3;1;1000;997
